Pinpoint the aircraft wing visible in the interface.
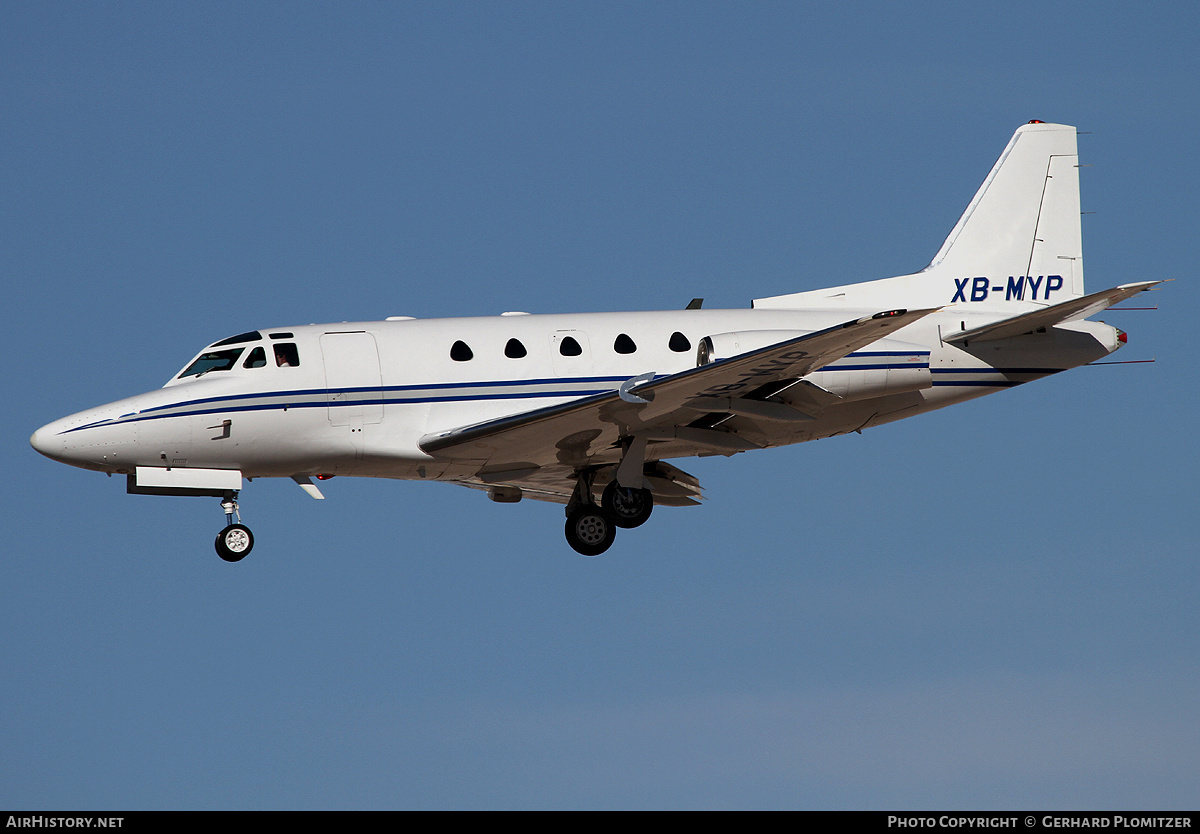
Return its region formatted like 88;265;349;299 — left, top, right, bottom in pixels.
945;281;1161;344
419;309;935;478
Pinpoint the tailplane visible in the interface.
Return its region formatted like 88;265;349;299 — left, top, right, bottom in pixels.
755;122;1086;311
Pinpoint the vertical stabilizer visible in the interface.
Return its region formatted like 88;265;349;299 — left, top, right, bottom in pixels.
754;122;1086;311
925;121;1084;294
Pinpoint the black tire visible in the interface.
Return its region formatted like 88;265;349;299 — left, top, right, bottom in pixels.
601;481;654;529
215;523;254;562
564;507;616;556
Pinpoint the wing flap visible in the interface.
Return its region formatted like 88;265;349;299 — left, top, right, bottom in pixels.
453;459;705;507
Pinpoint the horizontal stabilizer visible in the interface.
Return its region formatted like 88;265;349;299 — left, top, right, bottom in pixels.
944;282;1161;344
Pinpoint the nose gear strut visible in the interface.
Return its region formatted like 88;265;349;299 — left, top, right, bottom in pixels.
215;490;254;562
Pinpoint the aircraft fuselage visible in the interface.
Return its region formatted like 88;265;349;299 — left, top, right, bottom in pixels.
31;305;1120;483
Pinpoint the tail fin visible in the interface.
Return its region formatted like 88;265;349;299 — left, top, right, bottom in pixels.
926;121;1084;293
754;122;1085;311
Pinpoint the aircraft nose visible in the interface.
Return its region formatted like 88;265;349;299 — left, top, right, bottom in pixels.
30;420;68;462
30;410;116;469
32;394;158;473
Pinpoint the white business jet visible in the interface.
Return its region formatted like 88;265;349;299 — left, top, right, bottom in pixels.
31;122;1158;560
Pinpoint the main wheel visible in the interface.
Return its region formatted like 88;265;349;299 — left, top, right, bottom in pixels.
565;507;616;556
601;481;654;529
215;523;254;562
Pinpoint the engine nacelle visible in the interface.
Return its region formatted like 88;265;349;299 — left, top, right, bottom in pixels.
696;330;931;403
696;330;808;366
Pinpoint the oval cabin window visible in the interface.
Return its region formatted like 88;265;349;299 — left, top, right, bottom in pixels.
505;338;527;359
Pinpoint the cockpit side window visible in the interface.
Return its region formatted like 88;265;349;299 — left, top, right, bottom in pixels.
274;343;300;367
178;348;246;378
243;346;267;369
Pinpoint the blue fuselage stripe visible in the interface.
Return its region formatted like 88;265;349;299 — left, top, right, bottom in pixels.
60;355;943;434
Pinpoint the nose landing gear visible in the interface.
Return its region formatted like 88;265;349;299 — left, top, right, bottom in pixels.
215;492;254;562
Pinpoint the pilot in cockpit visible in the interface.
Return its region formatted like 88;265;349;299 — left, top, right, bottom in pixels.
274;343;299;367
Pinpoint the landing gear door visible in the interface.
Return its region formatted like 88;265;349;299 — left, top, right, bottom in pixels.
320;332;384;428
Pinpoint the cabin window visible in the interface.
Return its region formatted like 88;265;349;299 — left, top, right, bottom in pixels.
559;336;582;357
274;343;300;367
614;333;637;354
505;338;527;359
243;346;267;368
178;348;245;378
669;331;691;352
451;340;474;362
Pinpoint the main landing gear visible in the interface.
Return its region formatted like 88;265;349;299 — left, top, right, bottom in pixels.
565;504;615;557
563;470;654;556
602;480;653;529
215;491;254;562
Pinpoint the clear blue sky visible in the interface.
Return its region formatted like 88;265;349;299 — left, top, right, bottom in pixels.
3;1;1196;810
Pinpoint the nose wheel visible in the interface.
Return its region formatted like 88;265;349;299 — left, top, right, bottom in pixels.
215;492;254;562
216;524;254;562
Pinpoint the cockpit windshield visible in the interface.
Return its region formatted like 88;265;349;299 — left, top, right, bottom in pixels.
178;347;246;379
